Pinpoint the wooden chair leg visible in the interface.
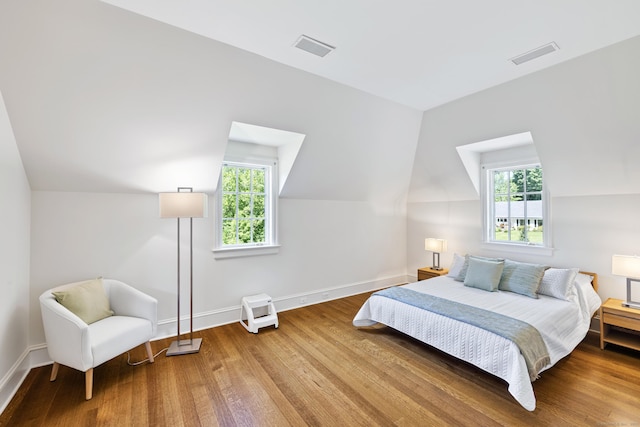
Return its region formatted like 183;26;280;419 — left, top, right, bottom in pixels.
85;368;93;400
145;341;154;363
50;362;60;382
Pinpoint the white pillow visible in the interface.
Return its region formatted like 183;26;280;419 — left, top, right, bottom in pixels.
538;268;578;300
575;272;594;288
447;253;466;278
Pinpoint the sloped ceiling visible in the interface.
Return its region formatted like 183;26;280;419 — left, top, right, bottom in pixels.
0;0;421;200
1;0;639;200
408;35;640;202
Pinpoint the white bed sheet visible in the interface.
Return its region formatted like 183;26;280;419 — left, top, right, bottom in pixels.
353;275;601;411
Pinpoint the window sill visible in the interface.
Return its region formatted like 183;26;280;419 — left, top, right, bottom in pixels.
480;241;554;257
212;244;280;259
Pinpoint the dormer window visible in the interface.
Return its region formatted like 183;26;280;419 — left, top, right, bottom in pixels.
486;164;544;246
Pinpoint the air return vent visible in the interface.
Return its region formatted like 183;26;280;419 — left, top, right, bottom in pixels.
293;35;335;57
510;42;559;65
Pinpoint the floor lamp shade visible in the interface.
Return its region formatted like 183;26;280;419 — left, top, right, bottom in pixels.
159;188;208;356
159;192;208;218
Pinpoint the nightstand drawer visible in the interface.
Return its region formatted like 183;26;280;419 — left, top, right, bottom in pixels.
418;271;437;281
603;312;640;330
417;268;448;281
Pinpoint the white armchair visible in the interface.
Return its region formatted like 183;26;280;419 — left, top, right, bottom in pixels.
39;279;157;400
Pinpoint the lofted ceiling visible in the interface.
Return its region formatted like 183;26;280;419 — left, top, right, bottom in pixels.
101;0;640;110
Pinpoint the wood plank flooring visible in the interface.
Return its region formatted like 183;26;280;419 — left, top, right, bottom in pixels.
2;291;639;426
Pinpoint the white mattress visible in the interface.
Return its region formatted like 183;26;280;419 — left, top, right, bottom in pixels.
352;275;601;411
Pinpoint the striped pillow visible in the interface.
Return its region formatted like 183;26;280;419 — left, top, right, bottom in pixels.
498;259;547;298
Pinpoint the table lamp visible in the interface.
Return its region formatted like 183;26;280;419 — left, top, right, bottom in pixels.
612;254;640;309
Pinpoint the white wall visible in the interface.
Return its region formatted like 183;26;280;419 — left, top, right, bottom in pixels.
29;192;408;345
407;36;640;301
0;92;31;401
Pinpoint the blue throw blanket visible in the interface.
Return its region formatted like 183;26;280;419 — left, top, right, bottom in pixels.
374;286;550;381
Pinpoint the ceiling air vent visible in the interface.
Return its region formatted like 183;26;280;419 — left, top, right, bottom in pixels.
510;42;559;65
293;35;335;57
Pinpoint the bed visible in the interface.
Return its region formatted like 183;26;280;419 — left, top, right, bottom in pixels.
353;257;602;411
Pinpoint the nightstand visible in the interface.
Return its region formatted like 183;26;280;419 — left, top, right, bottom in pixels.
417;267;449;281
599;298;640;351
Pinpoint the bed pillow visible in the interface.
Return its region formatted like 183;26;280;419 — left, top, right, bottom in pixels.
575;272;594;289
498;260;546;299
446;253;466;278
52;278;114;324
454;255;504;282
463;257;505;292
538;268;579;300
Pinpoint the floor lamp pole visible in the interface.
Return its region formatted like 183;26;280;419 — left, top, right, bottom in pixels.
166;188;203;356
189;215;195;344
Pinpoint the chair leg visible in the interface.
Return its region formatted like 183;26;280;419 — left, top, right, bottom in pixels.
85;368;93;400
50;362;59;382
145;341;154;363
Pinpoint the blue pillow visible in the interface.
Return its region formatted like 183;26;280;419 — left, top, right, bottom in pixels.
454;255;504;282
463;257;505;292
498;260;546;299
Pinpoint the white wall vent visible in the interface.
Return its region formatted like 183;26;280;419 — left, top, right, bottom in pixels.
293;35;335;57
510;42;559;65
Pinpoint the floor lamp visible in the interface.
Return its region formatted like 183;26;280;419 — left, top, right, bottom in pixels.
159;187;208;356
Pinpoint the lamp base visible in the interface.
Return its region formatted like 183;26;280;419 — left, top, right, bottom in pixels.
166;338;202;356
430;266;443;271
622;301;640;310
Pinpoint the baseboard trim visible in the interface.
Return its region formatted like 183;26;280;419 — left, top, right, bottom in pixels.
0;344;50;415
155;274;409;339
0;275;408;414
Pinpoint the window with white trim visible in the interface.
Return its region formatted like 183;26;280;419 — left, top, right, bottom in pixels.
484;163;548;247
214;158;278;255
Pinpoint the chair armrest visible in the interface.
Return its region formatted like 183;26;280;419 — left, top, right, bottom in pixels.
106;280;158;336
39;291;93;371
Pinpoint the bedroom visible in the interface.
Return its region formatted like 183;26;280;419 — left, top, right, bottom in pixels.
1;0;640;424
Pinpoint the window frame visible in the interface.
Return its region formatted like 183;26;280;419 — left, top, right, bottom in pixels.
481;160;553;256
213;156;279;259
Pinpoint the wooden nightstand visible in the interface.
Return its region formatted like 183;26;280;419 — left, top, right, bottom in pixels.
599;298;640;351
417;267;449;281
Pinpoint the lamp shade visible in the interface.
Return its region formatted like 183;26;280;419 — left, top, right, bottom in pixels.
612;254;640;279
159;192;208;218
425;238;447;253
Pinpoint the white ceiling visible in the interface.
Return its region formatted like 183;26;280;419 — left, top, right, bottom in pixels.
101;0;640;110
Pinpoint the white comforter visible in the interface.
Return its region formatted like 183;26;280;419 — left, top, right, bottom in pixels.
352;275;601;411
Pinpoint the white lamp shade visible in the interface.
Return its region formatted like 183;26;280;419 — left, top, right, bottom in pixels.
425;238;447;253
612;254;640;279
159;192;208;218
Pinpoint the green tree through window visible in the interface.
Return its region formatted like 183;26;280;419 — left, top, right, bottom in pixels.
221;164;267;245
490;166;544;245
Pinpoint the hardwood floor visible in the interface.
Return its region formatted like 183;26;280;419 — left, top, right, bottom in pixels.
2;291;639;426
